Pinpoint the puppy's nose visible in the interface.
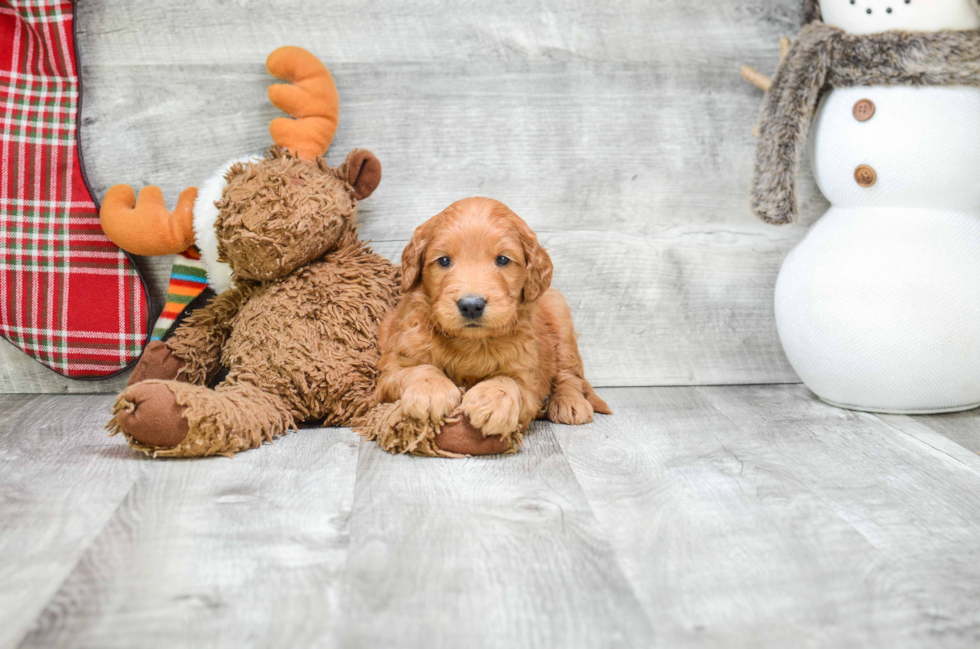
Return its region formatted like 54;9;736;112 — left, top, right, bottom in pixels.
457;296;487;320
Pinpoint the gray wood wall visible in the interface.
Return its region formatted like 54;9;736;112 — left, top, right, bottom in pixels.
0;0;826;393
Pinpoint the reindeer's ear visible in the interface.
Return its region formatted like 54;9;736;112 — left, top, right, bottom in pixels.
401;221;428;293
517;220;553;303
343;149;382;200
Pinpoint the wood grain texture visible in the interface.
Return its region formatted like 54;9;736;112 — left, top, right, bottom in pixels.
3;389;980;647
559;385;980;649
696;386;980;648
16;423;360;649
341;428;656;649
0;395;141;649
879;412;980;455
0;0;825;392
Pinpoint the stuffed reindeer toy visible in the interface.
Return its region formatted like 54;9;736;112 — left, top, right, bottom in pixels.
103;47;402;457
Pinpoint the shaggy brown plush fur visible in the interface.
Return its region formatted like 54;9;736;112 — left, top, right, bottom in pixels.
216;148;356;282
109;379;293;458
752;19;980;224
108;148;401;458
354;198;610;456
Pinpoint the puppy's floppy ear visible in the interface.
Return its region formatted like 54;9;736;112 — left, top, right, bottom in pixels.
342;149;382;200
517;220;553;303
400;221;429;292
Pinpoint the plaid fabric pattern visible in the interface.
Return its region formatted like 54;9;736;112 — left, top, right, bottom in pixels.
151;246;208;341
0;0;149;377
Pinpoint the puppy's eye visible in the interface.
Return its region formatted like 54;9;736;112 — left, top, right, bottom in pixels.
495;256;511;267
437;256;451;268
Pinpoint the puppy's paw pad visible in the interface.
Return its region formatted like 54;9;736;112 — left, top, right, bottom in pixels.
548;394;594;425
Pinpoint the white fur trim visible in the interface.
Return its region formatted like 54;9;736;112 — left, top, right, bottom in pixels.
193;155;261;294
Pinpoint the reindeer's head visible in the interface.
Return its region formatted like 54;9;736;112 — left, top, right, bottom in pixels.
212;146;379;282
100;47;381;286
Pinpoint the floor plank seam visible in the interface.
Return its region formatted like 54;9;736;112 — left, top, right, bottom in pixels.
11;464;147;649
548;423;664;640
871;414;980;476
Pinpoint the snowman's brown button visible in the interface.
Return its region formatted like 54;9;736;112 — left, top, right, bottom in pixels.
855;165;877;187
853;99;875;122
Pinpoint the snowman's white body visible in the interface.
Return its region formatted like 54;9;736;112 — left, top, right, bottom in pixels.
773;1;980;413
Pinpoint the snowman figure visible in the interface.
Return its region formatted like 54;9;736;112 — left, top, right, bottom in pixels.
745;0;980;413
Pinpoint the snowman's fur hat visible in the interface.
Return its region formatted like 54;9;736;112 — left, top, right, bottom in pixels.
801;0;980;25
752;17;980;224
801;0;822;24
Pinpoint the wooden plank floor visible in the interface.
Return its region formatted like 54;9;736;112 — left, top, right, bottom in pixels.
2;387;979;649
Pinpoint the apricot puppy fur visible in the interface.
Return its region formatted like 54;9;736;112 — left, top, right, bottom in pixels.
376;197;611;443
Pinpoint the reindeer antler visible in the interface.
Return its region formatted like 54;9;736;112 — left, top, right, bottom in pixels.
100;185;197;256
266;46;340;160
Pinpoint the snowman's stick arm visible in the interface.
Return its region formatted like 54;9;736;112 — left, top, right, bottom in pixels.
741;37;792;91
741;65;772;92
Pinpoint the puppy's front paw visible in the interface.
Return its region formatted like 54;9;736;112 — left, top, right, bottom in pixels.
461;380;521;439
401;378;462;424
548;393;595;425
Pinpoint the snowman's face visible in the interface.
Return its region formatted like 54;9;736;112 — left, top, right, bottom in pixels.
821;0;980;33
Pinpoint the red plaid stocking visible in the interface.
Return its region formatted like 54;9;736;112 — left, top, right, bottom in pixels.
0;1;149;378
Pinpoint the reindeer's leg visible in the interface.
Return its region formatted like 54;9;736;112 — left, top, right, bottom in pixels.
154;285;253;386
108;379;294;458
127;341;190;386
126;286;251;388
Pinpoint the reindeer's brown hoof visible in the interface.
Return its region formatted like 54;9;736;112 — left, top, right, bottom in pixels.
436;415;514;456
116;382;189;448
128;341;188;387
